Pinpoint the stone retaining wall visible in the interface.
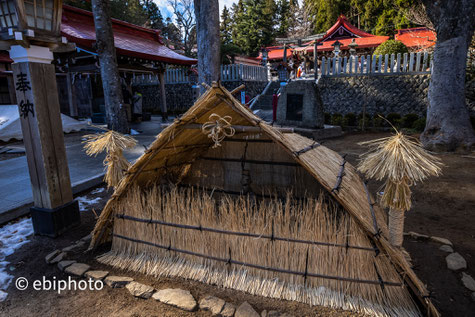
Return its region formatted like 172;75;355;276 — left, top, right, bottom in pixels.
318;74;431;116
134;81;267;114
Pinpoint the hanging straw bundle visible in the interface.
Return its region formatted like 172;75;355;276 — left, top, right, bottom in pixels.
83;130;137;188
358;130;442;247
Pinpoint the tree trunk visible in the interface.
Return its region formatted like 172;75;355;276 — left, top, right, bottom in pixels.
421;0;475;151
388;208;405;248
91;0;129;133
194;0;220;94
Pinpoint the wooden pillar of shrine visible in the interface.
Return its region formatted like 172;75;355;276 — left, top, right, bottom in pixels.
158;70;168;121
9;45;79;237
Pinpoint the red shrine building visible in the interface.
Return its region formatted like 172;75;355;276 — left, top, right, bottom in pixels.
0;5;196;120
262;15;390;61
394;27;436;51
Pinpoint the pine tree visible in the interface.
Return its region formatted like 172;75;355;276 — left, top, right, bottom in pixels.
276;0;292;37
162;17;183;48
142;0;165;30
220;5;233;45
232;0;277;56
304;0;415;35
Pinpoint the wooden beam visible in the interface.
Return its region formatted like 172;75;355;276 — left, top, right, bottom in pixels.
161;123;295;133
230;84;245;95
158;70;167;119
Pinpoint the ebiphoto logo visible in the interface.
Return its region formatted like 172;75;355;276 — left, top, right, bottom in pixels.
15;276;103;294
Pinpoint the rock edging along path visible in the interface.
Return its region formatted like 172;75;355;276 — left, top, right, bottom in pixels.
405;232;475;302
43;235;296;316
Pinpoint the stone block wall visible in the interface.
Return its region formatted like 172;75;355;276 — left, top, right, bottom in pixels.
134;80;268;114
318;74;431;116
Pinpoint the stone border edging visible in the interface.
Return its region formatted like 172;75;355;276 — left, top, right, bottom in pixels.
405;232;475;301
44;235;295;316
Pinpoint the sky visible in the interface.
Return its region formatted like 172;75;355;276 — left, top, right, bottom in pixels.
155;0;238;19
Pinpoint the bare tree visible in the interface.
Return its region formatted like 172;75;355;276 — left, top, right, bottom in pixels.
400;0;434;31
291;2;313;38
168;0;196;56
420;0;475;151
194;0;220;92
91;0;128;133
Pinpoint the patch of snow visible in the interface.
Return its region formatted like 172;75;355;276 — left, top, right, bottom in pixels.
76;195;102;211
0;218;34;301
90;187;105;195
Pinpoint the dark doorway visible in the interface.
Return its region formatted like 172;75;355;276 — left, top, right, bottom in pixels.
286;93;303;121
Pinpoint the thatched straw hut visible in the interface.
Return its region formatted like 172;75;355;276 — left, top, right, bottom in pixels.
90;83;438;317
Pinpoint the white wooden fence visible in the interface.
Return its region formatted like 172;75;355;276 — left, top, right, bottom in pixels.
220;64;267;82
320;52;432;76
165;68;190;83
132;64;268;85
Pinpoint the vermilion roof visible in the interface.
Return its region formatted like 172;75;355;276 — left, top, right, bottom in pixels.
395;27;436;49
267;48;293;60
61;5;196;65
321;15;374;41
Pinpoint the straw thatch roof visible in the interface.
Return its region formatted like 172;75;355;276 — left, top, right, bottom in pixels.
89;82;439;316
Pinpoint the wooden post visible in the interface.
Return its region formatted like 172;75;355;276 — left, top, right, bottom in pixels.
159;70;168;121
66;72;77;117
283;44;287;63
9;44;79;236
314;41;318;79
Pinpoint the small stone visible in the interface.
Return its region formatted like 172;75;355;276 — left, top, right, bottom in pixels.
235;301;259;317
221;302;236;317
199;295;225;315
80;234;92;242
50;252;67;264
446;253;467;271
439;245;454;253
407;231;429;240
45;250;61;263
153;288;197;311
126;281;155;299
62;245;75;252
62;242;85;252
64;263;90;277
57;260;76;271
461;273;475;291
104;276;134;288
430;236;453;246
85;270;109;281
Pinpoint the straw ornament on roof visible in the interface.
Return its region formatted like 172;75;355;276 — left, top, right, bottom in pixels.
83;130;137;188
358;129;442;247
201;113;235;148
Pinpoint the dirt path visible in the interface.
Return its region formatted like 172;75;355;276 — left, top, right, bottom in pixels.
323;132;475;316
1;132;474;316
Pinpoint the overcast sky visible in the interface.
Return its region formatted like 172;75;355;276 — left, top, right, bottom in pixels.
155;0;238;19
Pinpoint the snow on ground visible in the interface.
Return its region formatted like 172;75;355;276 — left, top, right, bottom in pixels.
90;187;105;195
0;217;34;301
76;195;102;211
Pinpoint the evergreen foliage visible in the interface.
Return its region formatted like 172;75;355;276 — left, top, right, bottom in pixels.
231;0;277;56
220;6;233;45
305;0;417;36
373;39;409;56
